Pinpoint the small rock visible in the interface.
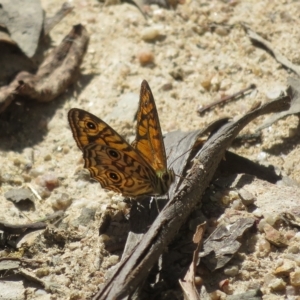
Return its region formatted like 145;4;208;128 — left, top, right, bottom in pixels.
285;285;298;296
0;260;20;271
215;27;229;36
51;193;72;210
290;269;300;287
268;278;286;291
224;265;239;276
263;223;289;247
170;67;184;81
4;188;35;205
253;208;263;218
141;26;163;42
35;173;59;191
136;50;155;66
29;166;45;177
160;83;173;91
44;154;52;161
274;259;295;276
16;230;44;248
288;245;300;254
256;238;271;256
226;289;262;300
105;255;119;268
256;151;267;161
72;207;96;227
0;281;25;299
35;267;50;278
265;85;286;100
238;188;256;206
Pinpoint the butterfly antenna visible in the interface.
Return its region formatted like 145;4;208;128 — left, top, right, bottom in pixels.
168;143;204;169
175;173;193;186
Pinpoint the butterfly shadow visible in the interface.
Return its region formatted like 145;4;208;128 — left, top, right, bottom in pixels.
0;72;95;152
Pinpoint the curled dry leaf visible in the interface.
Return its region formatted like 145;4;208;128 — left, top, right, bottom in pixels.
244;25;300;76
0;24;89;114
199;218;255;271
257;78;300;130
179;223;206;300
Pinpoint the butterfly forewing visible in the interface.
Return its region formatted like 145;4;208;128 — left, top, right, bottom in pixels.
68;109;130;151
132;80;167;172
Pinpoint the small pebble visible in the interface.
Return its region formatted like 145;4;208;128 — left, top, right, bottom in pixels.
238;188;256;206
257;238;271;256
285;230;296;240
36;173;59;191
231;199;243;210
141;27;162;42
263;223;289;247
13;158;21;166
194;276;203;286
68;242;81;250
44;154;52;161
290;269;300;286
4;188;35;204
224;266;239;277
34;289;47;296
268;278;286;291
265;85;286;100
285;285;298;296
16;230;43;248
215;27;229;36
160;83;173;91
264;213;278;226
104;255;119;268
252;208;263;218
35;267;50;278
30;166;45;177
274;259;295;276
51;193;72;210
137;50;155;66
288;245;300;254
22;174;31;182
257;151;267;161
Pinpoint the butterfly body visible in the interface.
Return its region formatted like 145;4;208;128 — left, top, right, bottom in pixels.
68;80;174;197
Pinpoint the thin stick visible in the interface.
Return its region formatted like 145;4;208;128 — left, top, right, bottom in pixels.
197;84;256;115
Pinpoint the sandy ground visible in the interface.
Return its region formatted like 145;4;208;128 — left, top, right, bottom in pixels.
1;0;300;299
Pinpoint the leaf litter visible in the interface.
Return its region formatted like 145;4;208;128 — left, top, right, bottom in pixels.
1;0;300;299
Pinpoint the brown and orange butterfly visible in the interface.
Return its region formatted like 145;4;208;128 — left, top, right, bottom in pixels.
68;80;175;197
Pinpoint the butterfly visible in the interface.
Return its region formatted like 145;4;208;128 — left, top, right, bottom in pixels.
68;80;175;197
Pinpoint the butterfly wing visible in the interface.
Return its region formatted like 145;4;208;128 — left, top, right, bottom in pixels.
68;108;156;196
132;80;167;172
83;144;155;196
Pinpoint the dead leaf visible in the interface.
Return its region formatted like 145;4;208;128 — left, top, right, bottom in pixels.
244;25;300;76
257;78;300;130
0;24;89;113
179;223;205;300
199;218;255;271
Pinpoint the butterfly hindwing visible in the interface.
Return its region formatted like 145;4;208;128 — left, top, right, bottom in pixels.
83;144;155;196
